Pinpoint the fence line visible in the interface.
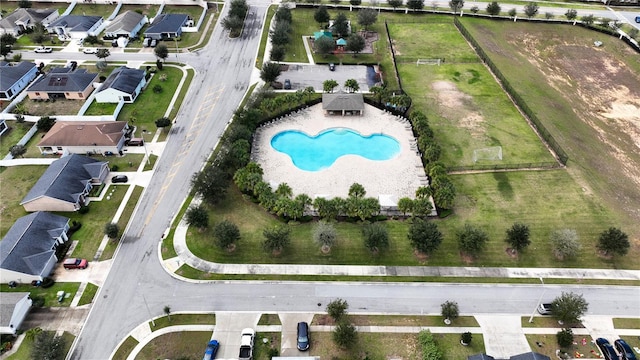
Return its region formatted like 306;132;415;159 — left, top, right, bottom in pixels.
447;162;562;173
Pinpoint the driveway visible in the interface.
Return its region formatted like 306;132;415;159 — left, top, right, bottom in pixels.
211;312;260;359
279;313;314;356
277;64;373;93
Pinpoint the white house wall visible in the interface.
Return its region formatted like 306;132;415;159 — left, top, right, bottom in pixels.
2;66;38;101
0;267;46;284
8;295;33;335
39;144;122;155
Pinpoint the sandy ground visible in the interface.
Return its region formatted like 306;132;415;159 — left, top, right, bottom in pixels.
252;104;429;205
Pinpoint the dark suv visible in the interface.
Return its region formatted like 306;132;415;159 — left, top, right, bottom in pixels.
614;339;637;360
596;338;621;360
297;322;309;351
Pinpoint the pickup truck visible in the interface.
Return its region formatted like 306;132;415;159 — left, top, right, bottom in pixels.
238;328;255;360
34;46;53;53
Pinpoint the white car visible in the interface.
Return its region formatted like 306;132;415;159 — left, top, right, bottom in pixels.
83;47;98;54
34;46;53;53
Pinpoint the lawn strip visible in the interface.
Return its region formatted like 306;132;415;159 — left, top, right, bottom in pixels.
100;185;144;260
149;314;216;331
111;336;139;360
0;165;47;237
612;318;640;329
258;314;282;325
0;283;80;307
77;283;99;306
134;331;210;360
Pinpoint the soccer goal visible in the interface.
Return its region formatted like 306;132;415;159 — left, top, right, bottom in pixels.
416;58;442;66
472;146;503;163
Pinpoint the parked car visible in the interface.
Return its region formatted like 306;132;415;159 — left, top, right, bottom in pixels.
83;47;98;54
296;321;310;351
329;63;335;71
596;338;621;360
34;46;53;53
203;340;219;360
635;16;640;23
284;79;292;90
614;339;637;360
63;258;88;269
143;38;151;47
126;138;144;146
537;303;553;315
111;175;128;183
150;39;157;47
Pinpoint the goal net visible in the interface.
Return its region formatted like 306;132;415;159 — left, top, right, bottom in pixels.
416;58;441;66
472;146;503;163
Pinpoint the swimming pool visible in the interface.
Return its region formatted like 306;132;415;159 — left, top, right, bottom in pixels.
270;128;400;171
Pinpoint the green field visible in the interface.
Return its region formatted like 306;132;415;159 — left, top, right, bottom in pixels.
0;166;47;237
133;331;211;360
5;331;74;360
0;121;32;158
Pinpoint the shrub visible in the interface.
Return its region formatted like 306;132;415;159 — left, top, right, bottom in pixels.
556;328;573;349
418;330;442;360
362;222;389;253
213;220;240;249
78;206;90;214
550;229;580;260
313;221;337;248
153;84;163;93
40;277;55;288
111;164;119;171
461;331;472;345
441;301;459;322
326;298;349;321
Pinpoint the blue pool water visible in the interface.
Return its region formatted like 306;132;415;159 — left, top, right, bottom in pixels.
270;128;400;171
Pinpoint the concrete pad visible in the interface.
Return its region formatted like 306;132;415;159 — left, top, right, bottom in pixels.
212;312;261;360
278;313;315;356
277;64;371;92
476;315;532;359
581;315;618;341
53;259;112;287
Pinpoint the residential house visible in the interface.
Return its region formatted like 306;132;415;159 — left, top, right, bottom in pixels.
94;66;146;103
38;121;130;155
0;212;70;283
0;8;59;36
26;67;98;100
0;293;33;335
322;93;364;116
103;10;147;39
144;13;188;40
46;15;103;39
20;154;109;212
0;61;38;101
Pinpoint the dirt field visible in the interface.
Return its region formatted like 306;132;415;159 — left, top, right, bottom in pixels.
461;19;640;238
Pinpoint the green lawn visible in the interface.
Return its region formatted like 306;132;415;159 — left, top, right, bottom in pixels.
6;331;74;360
168;68;195;119
613;318;640;329
256;5;277;68
0;121;31;157
525;334;602;359
313;314;479;327
0;283;80;307
77;283;99;306
100;185;144;260
0;166;47;237
149;313;216;330
107;155;145;171
134;331;211;360
117;4;160;17
111;336;139;360
83;101;118;116
70;3;116;19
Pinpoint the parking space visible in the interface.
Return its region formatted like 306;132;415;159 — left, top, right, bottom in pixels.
211;312;261;360
277;64;373;93
279;313;314;357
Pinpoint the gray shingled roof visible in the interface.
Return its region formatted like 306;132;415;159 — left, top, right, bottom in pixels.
322;93;364;111
0;212;69;276
0;292;30;329
468;355;496;360
97;67;145;95
105;10;145;34
20;154;107;205
0;62;36;92
48;15;102;32
510;353;550;360
145;14;188;35
27;68;97;93
0;8;57;30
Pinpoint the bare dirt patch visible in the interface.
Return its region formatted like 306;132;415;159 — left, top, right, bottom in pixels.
432;80;486;138
20;98;84;117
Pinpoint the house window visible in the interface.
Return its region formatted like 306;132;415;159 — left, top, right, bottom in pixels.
7;89;13;97
66;93;70;96
57;147;63;150
78;93;83;98
35;92;40;96
123;96;131;102
0;93;6;99
44;147;53;151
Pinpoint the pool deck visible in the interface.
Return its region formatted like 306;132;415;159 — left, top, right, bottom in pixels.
252;104;432;207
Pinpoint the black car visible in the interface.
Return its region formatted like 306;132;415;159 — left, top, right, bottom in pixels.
596;338;621;360
329;63;335;71
111;175;128;183
284;79;292;90
614;339;637;360
296;321;309;351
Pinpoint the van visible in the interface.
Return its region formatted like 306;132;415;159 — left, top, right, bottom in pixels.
127;138;144;146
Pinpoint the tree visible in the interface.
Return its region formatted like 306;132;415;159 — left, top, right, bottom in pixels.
262;225;291;253
31;331;66;360
229;0;249;18
505;222;530;252
155;117;171;129
346;33;365;56
433;177;455;209
84;35;100;44
406;0;425;11
597;227;629;257
486;1;501;15
153;85;163;93
349;183;366;198
315;36;335;57
260;62;282;84
408;218;442;255
508;8;517;17
457;223;488;258
96;48;111;65
362;222;389;253
388;0;404;11
12;53;22;63
550;229;581;260
565;9;577;20
213;220;241;249
30;23;47;44
369;85;389;104
104;223;119;239
186;204;209;229
351;0;362;5
441;300;459;321
397;197;413;217
154;44;169;61
556;328;573;349
314;6;330;26
18;0;33;8
333;320;357;348
1;34;17;59
344;79;359;93
222;15;244;34
163;305;171;321
37;116;55;131
523;2;539;18
581;14;595;25
551;292;588;325
191;166;230;205
449;0;464;12
461;331;472;345
270;21;292;47
9;144;27;158
544;12;554;19
323;79;339;93
15;114;25;124
313;221;337;248
629;28;639;40
332;13;350;38
275;6;292;23
270;45;285;62
326;298;349;321
357;8;378;30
